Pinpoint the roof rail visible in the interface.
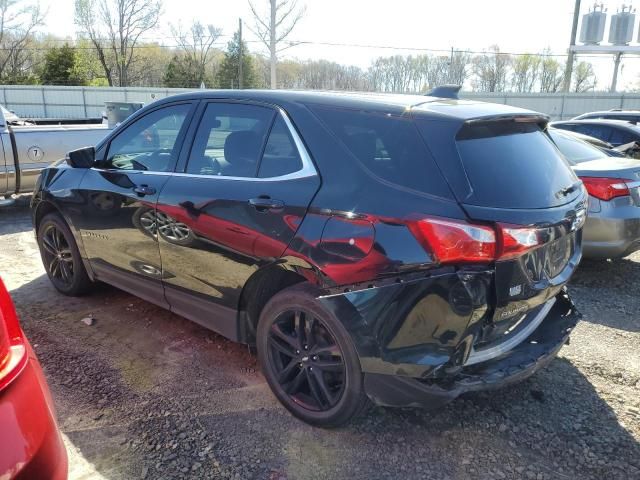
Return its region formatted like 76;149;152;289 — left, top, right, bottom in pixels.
426;85;462;100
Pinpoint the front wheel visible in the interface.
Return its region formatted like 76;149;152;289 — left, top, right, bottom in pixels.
257;284;370;427
37;213;93;296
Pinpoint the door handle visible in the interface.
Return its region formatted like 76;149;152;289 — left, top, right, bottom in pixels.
248;197;285;211
133;185;156;197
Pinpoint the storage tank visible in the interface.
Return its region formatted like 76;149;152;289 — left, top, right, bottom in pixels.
579;4;607;44
610;5;635;45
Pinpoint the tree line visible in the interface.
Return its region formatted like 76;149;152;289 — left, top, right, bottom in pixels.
0;0;599;93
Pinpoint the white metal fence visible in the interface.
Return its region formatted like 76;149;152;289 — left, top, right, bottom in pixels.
0;85;192;119
2;85;640;120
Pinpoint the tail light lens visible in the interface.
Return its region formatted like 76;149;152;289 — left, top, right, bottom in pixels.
409;217;541;264
580;177;632;201
0;278;27;391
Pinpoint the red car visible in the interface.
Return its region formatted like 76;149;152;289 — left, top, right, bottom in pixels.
0;278;67;479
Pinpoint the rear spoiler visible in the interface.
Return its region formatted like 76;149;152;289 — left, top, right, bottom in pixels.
426;85;461;100
464;114;550;129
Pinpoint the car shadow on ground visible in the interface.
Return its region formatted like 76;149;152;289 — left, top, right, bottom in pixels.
570;257;640;333
9;274;640;480
0;201;33;235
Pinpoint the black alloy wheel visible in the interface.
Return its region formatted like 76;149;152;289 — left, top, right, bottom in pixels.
257;284;370;427
267;309;346;411
37;213;93;296
40;223;75;288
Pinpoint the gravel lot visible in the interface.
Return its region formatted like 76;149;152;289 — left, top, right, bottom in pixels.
2;201;639;480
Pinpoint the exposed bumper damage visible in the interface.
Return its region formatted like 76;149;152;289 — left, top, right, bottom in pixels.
318;271;580;409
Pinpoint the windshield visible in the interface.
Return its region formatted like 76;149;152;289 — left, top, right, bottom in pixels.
548;130;604;165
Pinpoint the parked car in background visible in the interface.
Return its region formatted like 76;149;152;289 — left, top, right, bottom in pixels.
0;104;124;204
572;109;640;124
32;91;584;427
549;128;640;259
0;277;67;479
550;119;640;148
548;127;627;158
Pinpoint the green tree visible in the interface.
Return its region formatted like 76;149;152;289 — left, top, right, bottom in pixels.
40;44;87;85
164;54;208;88
215;31;258;89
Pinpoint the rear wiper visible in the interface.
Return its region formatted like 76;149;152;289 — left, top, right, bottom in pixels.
557;181;582;197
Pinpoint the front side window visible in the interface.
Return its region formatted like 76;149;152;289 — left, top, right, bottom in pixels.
187;103;275;178
105;103;191;172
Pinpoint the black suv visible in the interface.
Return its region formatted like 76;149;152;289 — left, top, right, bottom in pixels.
32;91;585;427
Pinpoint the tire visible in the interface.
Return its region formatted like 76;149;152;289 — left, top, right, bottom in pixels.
37;212;94;296
257;283;371;427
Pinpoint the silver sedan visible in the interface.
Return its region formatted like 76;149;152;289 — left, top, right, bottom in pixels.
549;128;640;259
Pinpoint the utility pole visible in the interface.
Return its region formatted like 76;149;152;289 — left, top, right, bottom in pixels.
238;18;244;89
270;0;277;89
611;51;622;92
563;0;582;92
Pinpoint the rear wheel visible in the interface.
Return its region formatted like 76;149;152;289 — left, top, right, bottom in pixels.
37;213;93;296
257;284;370;427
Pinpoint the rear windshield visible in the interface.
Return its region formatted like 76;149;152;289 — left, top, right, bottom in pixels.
548;130;603;165
310;106;453;198
454;122;579;209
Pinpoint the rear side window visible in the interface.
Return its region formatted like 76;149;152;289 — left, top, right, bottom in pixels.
608;128;637;145
573;124;612;141
454;122;578;209
310;106;453;197
258;117;303;178
549;131;603;165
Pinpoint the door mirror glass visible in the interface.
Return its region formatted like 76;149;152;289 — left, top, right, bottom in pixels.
66;146;95;168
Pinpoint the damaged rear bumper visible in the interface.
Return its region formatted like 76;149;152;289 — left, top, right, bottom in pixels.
318;272;580;409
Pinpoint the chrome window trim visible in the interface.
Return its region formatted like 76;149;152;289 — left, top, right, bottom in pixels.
92;108;317;182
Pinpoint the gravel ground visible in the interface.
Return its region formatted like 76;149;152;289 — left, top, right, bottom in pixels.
1;202;639;480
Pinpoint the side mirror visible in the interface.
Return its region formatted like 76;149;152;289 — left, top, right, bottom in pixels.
66;146;95;168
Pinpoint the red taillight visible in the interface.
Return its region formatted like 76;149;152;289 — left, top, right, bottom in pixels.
408;217;497;263
408;217;541;264
580;177;631;201
0;278;27;391
498;224;542;260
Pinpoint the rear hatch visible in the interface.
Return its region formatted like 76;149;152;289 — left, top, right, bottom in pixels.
415;114;587;351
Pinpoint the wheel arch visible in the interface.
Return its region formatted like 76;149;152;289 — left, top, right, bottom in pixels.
236;262;315;344
33;198;95;281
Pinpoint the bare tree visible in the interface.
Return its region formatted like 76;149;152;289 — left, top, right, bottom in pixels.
448;50;471;87
427;56;450;89
511;53;541;93
472;45;511;92
74;0;162;86
573;61;597;92
248;0;305;89
0;0;44;80
539;50;564;93
171;20;222;85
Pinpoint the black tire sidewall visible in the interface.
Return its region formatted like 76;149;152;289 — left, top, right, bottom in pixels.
37;213;91;296
257;284;367;427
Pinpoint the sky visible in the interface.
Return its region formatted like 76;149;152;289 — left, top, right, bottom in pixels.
39;0;640;90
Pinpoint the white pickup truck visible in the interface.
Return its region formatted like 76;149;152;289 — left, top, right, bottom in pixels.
0;105;116;204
